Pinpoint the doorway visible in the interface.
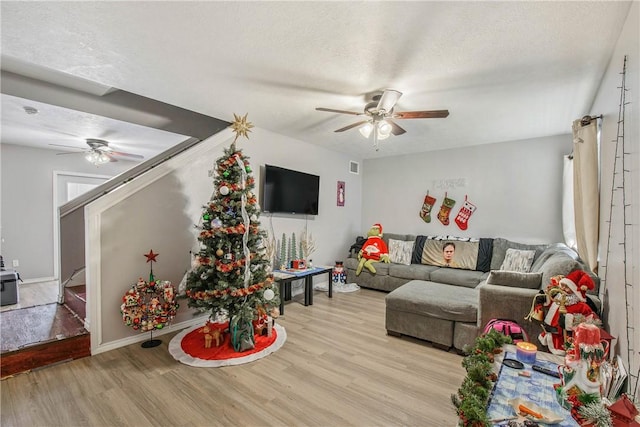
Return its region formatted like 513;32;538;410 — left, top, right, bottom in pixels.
53;171;109;304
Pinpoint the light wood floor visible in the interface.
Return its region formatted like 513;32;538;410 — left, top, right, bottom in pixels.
0;287;466;427
0;280;58;312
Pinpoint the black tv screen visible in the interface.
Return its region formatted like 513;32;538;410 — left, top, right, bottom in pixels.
262;165;320;215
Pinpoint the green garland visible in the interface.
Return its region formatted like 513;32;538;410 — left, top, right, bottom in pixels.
451;329;513;427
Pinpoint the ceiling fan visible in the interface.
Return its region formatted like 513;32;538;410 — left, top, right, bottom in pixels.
316;89;449;150
50;138;144;165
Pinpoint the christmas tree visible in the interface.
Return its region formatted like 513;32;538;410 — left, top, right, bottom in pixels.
185;114;279;350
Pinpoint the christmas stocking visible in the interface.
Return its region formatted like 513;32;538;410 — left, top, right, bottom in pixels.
437;195;456;226
419;194;437;223
454;196;477;230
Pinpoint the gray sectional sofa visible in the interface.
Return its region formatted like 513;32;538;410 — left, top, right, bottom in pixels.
344;233;599;352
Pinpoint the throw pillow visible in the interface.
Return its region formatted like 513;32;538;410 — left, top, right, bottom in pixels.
500;248;535;272
490;238;547;271
416;238;479;270
388;239;414;266
486;270;543;289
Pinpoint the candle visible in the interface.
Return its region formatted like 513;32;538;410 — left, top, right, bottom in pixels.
516;342;537;364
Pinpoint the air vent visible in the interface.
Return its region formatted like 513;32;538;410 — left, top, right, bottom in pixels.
349;161;359;175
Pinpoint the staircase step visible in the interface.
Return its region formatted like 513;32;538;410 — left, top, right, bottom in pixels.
64;285;86;320
1;334;90;378
0;302;90;378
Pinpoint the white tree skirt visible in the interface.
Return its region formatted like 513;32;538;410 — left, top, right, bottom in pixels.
314;282;360;293
168;323;286;367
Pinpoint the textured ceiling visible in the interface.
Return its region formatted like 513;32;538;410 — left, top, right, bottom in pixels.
0;1;632;160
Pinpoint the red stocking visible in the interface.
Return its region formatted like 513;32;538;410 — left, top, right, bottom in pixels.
454;196;477;230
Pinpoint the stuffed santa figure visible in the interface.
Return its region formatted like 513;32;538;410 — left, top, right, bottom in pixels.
356;223;390;275
538;270;598;355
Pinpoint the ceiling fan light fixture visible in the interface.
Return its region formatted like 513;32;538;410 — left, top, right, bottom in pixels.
85;149;110;165
85;150;97;163
376;129;390;141
97;152;110;164
377;120;392;137
359;122;373;138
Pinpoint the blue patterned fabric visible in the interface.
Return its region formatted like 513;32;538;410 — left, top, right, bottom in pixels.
486;352;579;426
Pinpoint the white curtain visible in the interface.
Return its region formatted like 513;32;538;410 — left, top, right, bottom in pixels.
571;118;599;272
562;155;577;249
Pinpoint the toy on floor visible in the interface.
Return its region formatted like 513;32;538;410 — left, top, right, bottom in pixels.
199;323;224;348
355;223;390;275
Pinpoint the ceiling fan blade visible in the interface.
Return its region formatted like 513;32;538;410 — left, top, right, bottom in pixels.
386;120;406;136
55;151;83;156
48;143;84;150
377;90;402;113
316;107;363;116
334;120;370;132
393;110;450;119
110;151;144;160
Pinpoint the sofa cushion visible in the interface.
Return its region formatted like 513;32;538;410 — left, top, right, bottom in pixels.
529;243;578;272
486;270;543;289
388;239;414;265
500;248;536;272
429;268;488;289
386;280;478;323
490;238;548;271
388;263;438;281
533;252;581;290
344;257;391;276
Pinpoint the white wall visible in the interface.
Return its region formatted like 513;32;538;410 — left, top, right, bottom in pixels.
591;1;639;391
0;143;133;281
362;134;571;243
86;127;362;353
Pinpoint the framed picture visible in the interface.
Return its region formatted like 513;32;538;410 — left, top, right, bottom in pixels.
337;181;345;207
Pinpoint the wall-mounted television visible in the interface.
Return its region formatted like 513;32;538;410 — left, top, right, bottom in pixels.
262;165;320;215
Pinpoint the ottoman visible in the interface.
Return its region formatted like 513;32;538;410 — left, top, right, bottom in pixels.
385;280;478;349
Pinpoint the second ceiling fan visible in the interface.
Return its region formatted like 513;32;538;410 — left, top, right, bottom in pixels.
316;89;449;150
51;138;144;165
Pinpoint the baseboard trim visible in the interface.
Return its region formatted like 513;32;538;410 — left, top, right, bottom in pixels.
19;276;57;285
92;315;208;355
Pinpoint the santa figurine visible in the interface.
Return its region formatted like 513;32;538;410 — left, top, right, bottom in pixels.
537;270;599;355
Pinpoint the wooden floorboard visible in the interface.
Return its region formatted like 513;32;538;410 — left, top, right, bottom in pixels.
0;287;466;426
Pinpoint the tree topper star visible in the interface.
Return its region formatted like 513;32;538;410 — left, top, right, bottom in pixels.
230;113;254;143
144;250;159;263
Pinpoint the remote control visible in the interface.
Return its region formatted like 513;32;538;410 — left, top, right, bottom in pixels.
532;365;561;378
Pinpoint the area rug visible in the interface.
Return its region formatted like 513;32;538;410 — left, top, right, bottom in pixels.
0;303;87;353
168;323;286;367
314;282;360;293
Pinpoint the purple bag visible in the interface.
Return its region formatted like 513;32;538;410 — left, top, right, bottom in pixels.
483;318;529;343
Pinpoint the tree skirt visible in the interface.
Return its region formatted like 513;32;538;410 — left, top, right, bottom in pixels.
168;323;286;367
314;282;360;293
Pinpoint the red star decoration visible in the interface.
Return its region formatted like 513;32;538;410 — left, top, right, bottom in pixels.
144;250;159;263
